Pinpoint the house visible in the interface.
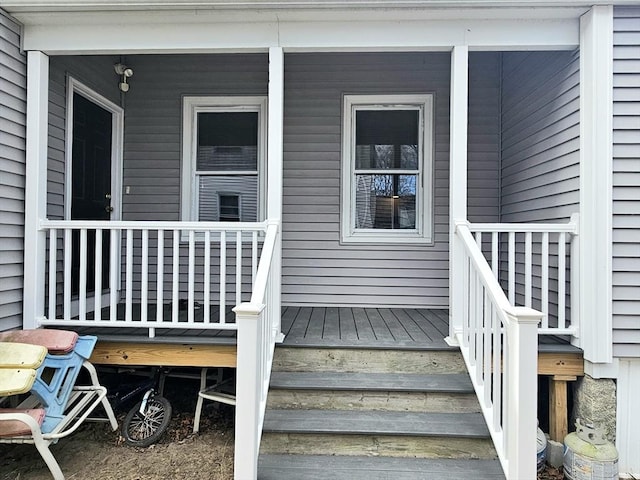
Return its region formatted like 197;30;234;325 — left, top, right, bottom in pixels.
0;1;639;478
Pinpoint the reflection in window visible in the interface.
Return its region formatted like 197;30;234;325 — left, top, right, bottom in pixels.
354;110;420;231
195;111;258;222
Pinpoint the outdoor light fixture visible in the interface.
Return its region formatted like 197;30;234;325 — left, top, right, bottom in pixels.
114;63;134;92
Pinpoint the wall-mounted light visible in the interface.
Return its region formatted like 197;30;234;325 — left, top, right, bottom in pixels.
114;63;134;92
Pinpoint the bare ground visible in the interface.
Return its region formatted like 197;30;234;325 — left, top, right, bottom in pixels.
0;375;235;480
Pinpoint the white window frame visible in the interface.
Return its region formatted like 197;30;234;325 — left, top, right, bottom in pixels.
181;95;267;223
341;94;434;244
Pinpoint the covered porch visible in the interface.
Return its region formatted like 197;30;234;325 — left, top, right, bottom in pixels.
15;4;614;478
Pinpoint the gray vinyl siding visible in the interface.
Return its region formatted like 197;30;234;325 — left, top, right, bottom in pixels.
282;52;500;307
123;54;268;221
0;9;26;331
612;6;640;358
499;50;580;323
468;52;501;223
500;50;580;223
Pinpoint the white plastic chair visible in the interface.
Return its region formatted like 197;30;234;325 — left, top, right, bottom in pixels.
0;332;118;480
193;367;236;434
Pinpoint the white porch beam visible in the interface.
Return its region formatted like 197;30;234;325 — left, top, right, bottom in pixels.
19;16;579;54
447;45;469;344
23;51;49;329
267;46;284;340
578;5;613;365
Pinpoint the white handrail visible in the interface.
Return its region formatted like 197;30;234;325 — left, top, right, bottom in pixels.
40;220;268;231
233;220;280;480
456;221;542;479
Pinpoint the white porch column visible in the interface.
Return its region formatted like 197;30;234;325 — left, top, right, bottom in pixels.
579;6;614;365
23;51;49;329
447;45;469;344
267;46;284;340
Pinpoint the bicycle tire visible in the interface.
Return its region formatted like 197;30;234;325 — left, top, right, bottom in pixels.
121;395;172;447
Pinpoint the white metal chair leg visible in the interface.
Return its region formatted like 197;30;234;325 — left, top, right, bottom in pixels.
193;394;204;434
82;361;118;430
193;368;225;434
0;412;65;480
35;440;65;480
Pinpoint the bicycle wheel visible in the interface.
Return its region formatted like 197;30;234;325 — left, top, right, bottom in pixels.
121;395;172;447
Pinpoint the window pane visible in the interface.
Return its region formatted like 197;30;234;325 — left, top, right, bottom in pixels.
355;174;416;229
219;194;240;222
355;110;419;170
197;112;258;171
199;176;257;221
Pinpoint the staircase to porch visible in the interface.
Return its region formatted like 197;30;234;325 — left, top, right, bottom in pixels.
257;307;505;479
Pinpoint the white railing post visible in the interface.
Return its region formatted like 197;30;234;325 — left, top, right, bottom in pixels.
268;46;284;341
447;45;469;345
23;51;49;329
570;213;580;343
233;302;265;480
504;306;542;480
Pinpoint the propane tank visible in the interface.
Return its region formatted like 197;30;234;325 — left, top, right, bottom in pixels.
564;419;619;480
537;424;548;472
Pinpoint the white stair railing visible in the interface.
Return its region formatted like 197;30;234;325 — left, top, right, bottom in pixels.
233;220;280;480
456;221;542;479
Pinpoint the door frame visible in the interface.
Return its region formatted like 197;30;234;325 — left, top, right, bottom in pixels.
64;76;124;314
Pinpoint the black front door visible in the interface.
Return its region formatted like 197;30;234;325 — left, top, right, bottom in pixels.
71;92;113;295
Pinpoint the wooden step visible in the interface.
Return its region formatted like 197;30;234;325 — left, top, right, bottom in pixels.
261;409;497;459
263;409;490;437
258;455;505;480
272;347;466;375
269;372;473;392
267;372;480;412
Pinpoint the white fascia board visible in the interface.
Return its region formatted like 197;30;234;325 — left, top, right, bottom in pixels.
3;0;640;14
21;16;579;53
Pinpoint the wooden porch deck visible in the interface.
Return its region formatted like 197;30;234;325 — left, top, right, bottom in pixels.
69;305;582;364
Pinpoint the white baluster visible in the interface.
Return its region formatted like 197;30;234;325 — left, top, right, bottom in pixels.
204;230;211;324
125;229;133;322
94;229;102;320
64;229;71;321
156;230;164;323
48;229;57;321
188;230;195;324
172;230;179;323
141;229;149;324
220;231;226;324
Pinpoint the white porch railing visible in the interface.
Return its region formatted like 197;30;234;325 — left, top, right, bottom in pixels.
468;214;579;336
39;219;269;337
456;221;542;479
40;218;282;480
233;220;280;479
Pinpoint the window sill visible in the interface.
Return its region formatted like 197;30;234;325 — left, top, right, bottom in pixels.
341;231;433;245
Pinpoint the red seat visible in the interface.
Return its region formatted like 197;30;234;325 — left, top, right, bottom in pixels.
0;408;46;437
0;330;78;354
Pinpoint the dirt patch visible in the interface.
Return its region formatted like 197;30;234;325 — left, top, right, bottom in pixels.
0;375;235;480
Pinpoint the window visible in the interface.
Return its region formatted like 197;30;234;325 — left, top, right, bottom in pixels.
181;96;266;222
341;94;434;244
